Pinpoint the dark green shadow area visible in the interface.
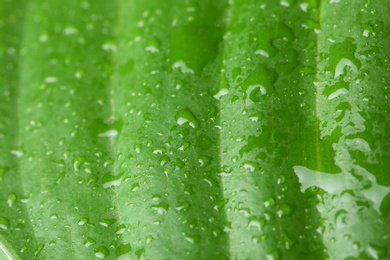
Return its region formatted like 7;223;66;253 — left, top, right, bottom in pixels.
0;1;37;257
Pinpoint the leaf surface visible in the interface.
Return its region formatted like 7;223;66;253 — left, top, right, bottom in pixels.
1;0;390;259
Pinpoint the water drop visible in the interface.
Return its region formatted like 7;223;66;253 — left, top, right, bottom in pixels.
7;193;16;207
366;243;387;260
175;109;199;129
255;49;269;57
95;246;110;259
0;216;10;229
44;77;58;84
131;183;140;191
103;159;114;167
73;157;85;172
213;88;229;100
102;174;123;188
172;60;194;74
247;216;265;231
34;244;44;258
78;217;89;226
151;202;169;215
300;2;309;12
246;85;266;106
242;162;258;172
116;243;132;257
84;238;96;248
294;166;346;194
99;219;116;227
63;26;78;35
98;129;118;137
116;224;127;235
183;233;200;244
102;42;116;52
264;197;275;208
277;204;293;218
152;148;165;155
198;155;211;168
176;201;190;211
0;167;9;181
334;58;358;78
327;88;348;100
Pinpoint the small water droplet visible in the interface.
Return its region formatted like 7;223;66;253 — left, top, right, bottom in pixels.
0;167;9;181
34;244;44;258
44;77;58;84
116;243;132;257
102;174;123;188
78;217;89;225
172;60;194;74
84;238;96;248
0;216;10;229
247;216;265;231
7;193;16;207
116;224;127;235
50;213;58;220
213;88;229;100
182;233;200;244
98;129;118;137
95;246;110;259
73;157;85;172
367;243;388;260
198;155;211;168
151;202;169;215
99;219;116;227
242;162;258;172
277;204;293;218
264;197;275;208
176;201;190;211
176;109;199;129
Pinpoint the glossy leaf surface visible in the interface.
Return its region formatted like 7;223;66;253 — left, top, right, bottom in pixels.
1;0;390;259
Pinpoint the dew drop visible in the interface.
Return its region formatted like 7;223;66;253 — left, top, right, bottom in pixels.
0;167;9;181
84;238;96;248
116;224;127;235
247;216;265;231
99;219;116;227
255;49;269;57
0;216;10;230
98;130;118;137
7;193;16;207
175;109;199;129
172;60;194;74
213;88;229;100
34;244;44;258
334;58;358;78
44;77;58;84
78;217;89;226
151;202;169;215
102;174;123;189
95;246;110;259
116;243;132;257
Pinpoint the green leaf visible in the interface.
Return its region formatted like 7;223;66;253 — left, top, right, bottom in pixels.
1;0;390;259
